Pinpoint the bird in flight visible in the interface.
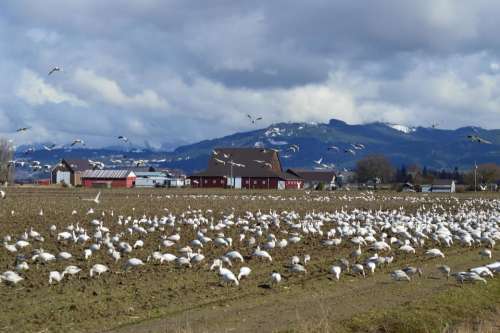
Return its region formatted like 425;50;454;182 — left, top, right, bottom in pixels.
70;139;85;146
352;143;365;150
467;135;492;144
43;144;57;151
247;114;263;124
48;67;63;75
214;158;226;165
328;145;340;152
345;149;356;155
314;157;323;165
0;190;5;199
82;191;101;204
288;144;300;153
118;136;129;143
16;127;30;132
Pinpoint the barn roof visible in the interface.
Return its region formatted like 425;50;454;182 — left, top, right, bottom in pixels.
192;148;284;178
82;170;135;179
287;169;336;182
135;172;166;177
62;159;92;172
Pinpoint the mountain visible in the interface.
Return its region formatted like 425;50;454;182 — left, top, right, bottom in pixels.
12;119;500;178
169;119;500;172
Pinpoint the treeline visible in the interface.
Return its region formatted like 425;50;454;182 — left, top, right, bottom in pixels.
355;154;500;186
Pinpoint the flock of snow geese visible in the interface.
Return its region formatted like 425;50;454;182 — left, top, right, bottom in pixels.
0;192;498;291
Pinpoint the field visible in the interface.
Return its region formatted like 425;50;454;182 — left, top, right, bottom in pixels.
0;188;499;333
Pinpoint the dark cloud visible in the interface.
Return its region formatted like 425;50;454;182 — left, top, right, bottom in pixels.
1;1;500;147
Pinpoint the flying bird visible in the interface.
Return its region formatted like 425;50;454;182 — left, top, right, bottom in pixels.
82;192;101;204
118;136;129;143
0;190;5;199
288;144;300;153
328;146;340;152
467;135;492;144
247;114;263;124
70;139;85;146
214;158;226;165
314;157;323;165
352;143;365;150
48;67;62;75
345;149;356;155
16;127;30;132
43;144;57;151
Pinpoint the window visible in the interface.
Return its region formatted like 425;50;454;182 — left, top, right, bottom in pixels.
212;179;216;184
254;180;257;184
262;180;266;185
204;180;208;184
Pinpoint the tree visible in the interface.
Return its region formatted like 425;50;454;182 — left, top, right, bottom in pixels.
477;163;500;184
396;164;408;182
422;166;428;177
0;138;14;184
463;163;500;188
355;155;395;183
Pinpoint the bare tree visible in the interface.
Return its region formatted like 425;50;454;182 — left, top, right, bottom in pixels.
0;138;14;185
477;163;500;184
356;154;395;183
464;163;500;187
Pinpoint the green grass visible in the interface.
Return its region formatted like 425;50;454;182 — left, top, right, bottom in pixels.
295;277;500;333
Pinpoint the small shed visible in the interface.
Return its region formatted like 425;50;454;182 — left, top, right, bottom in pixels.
51;159;92;186
431;179;456;193
421;180;456;193
287;169;336;190
81;170;136;188
135;171;169;188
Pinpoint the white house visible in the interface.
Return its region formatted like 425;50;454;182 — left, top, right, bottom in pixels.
422;179;456;193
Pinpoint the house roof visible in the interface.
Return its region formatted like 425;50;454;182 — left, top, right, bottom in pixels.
62;159;92;172
192;148;284;178
135;172;166;177
82;170;135;179
287;169;336;182
278;171;303;181
126;166;156;173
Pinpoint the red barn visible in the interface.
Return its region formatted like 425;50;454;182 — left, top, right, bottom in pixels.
189;148;303;189
81;170;136;188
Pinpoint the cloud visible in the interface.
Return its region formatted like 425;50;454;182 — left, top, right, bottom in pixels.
73;68;168;109
1;1;500;148
15;69;86;107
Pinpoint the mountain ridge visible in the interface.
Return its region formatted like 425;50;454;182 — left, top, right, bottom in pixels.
12;119;500;178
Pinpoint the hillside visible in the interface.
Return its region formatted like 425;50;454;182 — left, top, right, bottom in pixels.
13;119;500;177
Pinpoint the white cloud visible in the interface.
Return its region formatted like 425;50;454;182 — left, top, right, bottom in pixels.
15;69;87;107
25;28;60;44
3;1;500;148
73;68;168;109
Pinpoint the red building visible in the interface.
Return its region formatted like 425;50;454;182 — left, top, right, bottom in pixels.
189;148;303;189
81;170;136;188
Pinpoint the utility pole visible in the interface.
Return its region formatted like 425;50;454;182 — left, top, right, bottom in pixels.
474;161;477;193
229;153;234;189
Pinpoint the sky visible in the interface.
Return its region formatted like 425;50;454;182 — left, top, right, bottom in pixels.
2;0;500;148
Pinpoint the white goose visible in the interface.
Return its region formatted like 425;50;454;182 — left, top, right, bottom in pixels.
238;267;252;280
90;264;109;278
49;271;65;284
